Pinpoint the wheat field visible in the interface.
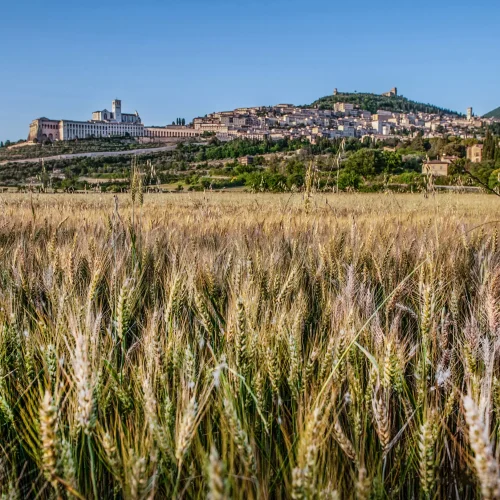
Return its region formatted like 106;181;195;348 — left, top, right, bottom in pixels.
0;191;499;499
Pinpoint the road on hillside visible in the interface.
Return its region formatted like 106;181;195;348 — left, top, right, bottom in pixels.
0;145;178;165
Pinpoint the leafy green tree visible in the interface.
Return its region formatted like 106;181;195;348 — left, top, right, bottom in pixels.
195;150;207;162
428;137;446;159
284;158;305;175
268;155;280;174
338;170;361;189
345;149;385;177
448;157;466;176
490;123;500;136
382;151;403;173
234;163;257;175
200;178;212;189
390;171;422;185
410;134;427;153
489;169;500;190
470;163;495;186
442;142;465;158
287;172;305;188
245;172;287;192
401;154;423;171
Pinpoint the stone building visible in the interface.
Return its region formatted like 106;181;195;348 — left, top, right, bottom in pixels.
61;119;144;141
28;118;61;142
27;99;202;143
466;144;483;163
382;87;398;97
333;102;354;113
422;157;452;176
28;99;204;142
92;100;141;124
238;155;254;165
28;99;144;142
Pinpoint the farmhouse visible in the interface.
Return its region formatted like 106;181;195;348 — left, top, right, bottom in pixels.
422;159;450;177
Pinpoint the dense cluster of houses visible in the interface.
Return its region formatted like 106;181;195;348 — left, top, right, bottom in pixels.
192;101;497;146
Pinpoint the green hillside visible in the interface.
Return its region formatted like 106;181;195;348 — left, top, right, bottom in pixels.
310;92;461;116
0;137;164;162
484;106;500;119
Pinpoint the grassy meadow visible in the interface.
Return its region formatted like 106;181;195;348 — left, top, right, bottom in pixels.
0;191;499;498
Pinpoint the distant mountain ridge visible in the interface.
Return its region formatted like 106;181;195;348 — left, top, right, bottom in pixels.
484;107;500;119
309;92;462;116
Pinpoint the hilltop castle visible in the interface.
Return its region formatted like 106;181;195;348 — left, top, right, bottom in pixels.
333;87;398;97
382;87;398;97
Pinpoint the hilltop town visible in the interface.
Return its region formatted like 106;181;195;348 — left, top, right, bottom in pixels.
16;88;499;150
192;88;496;144
0;87;498;193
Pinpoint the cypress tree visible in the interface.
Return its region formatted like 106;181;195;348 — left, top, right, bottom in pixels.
483;129;496;162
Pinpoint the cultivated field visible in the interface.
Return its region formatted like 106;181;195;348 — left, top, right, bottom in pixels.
0;192;499;499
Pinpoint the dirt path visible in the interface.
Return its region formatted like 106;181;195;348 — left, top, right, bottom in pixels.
0;145;177;165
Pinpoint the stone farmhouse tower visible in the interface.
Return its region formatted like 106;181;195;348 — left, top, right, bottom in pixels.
112;99;122;123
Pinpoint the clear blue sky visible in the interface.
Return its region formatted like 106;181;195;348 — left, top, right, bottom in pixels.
1;0;499;142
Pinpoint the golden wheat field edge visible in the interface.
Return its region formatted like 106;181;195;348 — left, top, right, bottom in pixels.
0;192;499;499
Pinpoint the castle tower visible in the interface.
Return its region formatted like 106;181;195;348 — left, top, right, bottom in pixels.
112;99;122;123
467;107;473;120
382;87;398;97
333;88;338;96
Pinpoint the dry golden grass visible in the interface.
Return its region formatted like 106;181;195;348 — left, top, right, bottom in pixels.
0;191;499;499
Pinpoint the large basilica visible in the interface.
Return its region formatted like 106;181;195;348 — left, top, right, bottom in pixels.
27;99;201;143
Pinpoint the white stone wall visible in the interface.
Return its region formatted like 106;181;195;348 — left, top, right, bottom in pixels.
61;121;145;140
145;127;201;139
